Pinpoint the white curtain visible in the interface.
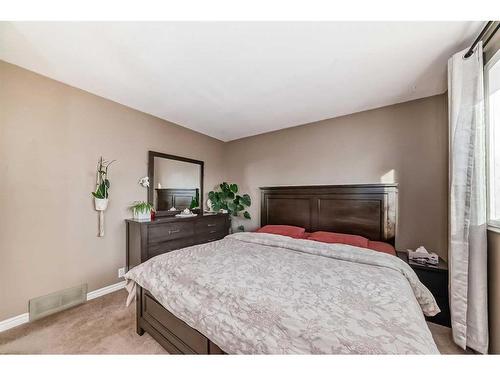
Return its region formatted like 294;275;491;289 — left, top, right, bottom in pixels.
448;42;489;354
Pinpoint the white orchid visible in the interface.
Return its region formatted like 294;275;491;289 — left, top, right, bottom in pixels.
139;176;150;188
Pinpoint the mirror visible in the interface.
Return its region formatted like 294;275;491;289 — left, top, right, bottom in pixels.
148;151;203;216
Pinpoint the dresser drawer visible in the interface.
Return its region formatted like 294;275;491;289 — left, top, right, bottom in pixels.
148;221;194;244
127;214;230;272
195;230;227;245
195;216;227;234
147;237;195;259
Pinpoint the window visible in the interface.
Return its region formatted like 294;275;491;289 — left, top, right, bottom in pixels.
486;50;500;227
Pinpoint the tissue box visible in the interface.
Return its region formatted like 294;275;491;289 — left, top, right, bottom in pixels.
407;249;439;265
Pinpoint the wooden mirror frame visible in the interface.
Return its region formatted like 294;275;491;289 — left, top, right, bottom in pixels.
148;151;204;217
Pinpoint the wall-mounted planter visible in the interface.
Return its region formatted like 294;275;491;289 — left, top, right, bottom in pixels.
94;198;109;211
92;157;115;238
94;197;109;237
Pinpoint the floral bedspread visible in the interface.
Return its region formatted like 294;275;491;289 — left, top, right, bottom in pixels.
125;232;440;354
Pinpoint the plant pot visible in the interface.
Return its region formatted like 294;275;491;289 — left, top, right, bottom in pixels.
94;198;109;211
134;210;151;222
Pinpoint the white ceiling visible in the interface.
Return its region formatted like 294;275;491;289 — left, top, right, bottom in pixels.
0;22;482;141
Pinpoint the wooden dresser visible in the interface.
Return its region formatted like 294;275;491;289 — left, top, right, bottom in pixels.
126;213;230;270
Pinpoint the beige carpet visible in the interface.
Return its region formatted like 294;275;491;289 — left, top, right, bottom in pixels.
0;289;464;354
0;289;166;354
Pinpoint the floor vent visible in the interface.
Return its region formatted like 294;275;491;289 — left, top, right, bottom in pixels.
29;284;88;321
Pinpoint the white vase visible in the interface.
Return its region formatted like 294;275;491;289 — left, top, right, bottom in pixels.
134;210;151;222
94;198;109;211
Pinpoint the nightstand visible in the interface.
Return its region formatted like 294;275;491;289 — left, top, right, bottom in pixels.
396;251;450;327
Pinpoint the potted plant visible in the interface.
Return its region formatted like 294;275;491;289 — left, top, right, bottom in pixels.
91;157;115;237
131;201;154;222
208;182;251;232
92;157;115;210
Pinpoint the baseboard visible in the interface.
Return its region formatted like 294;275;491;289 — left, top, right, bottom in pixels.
0;280;126;333
0;313;29;333
86;280;126;301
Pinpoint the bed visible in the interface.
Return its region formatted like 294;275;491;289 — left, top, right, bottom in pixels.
124;184;441;354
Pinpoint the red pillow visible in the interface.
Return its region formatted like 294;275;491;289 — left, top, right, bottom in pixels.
308;231;369;248
256;225;306;239
367;241;396;256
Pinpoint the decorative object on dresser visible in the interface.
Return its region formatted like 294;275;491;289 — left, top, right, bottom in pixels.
175;208;197;218
148;151;203;217
130;201;154;222
208;182;251;231
126;213;230;271
396;250;450;327
91;157;115;237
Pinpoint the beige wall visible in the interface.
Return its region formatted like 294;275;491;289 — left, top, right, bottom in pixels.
225;94;449;258
488;230;500;354
0;61;225;321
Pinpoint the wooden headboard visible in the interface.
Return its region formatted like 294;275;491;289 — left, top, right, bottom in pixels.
260;184;398;245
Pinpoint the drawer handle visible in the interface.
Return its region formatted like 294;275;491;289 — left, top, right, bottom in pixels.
209;230;217;234
169;229;181;234
207;223;217;227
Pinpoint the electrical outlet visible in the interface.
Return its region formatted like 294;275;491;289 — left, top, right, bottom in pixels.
118;267;126;278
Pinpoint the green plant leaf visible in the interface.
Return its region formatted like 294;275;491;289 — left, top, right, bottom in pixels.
92;191;104;199
243;211;251;219
210;182;251;216
240;194;251;206
96;184;104;197
227;202;237;212
93;156;114;199
130;201;153;213
220;182;230;193
97;182;109;198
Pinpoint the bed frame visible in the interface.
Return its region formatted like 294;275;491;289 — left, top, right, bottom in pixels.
135;183;398;354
